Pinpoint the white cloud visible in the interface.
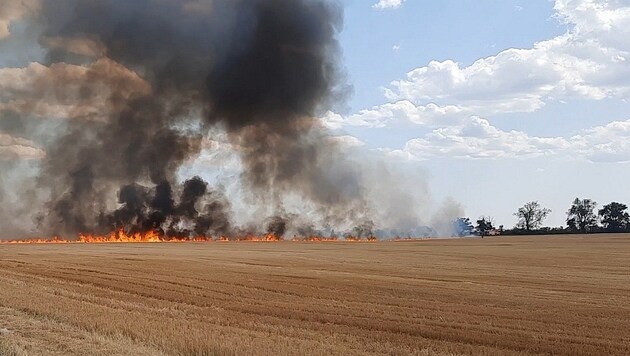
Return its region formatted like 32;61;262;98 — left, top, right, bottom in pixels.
331;0;630;132
372;0;406;10
383;0;630;115
393;117;568;160
391;116;630;163
327;135;365;147
332;0;630;130
322;101;468;129
332;0;630;165
569;118;630;162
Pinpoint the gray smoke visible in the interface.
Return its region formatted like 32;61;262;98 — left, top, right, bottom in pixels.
23;0;368;237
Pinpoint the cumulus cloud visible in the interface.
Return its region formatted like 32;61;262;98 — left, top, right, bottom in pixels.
570;118;630;162
373;0;406;10
0;0;40;39
322;101;468;129
383;0;630;115
391;116;630;163
327;135;366;147
328;1;630;129
393;117;568;160
329;0;630;165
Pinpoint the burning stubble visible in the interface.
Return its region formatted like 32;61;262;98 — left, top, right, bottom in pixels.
0;0;449;241
19;0;370;238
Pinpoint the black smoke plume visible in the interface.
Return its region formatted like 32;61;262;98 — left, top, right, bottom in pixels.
30;0;367;237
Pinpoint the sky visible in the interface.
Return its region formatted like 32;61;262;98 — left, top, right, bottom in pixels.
2;0;630;232
324;0;630;227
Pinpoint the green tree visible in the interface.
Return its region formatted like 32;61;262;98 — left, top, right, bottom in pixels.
514;201;551;231
598;202;629;232
475;216;495;238
566;198;598;233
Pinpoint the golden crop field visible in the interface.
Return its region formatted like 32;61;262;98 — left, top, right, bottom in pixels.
0;235;629;356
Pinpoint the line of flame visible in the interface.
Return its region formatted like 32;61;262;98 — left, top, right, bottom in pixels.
0;229;380;244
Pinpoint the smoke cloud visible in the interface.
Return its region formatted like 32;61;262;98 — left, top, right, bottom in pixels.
0;0;40;39
0;0;457;239
12;0;368;237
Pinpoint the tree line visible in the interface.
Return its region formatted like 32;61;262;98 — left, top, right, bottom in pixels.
454;199;630;237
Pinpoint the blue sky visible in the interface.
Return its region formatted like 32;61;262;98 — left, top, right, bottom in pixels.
341;0;564;111
326;0;630;227
2;0;630;232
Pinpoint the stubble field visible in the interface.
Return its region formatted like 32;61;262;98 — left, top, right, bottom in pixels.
0;235;629;355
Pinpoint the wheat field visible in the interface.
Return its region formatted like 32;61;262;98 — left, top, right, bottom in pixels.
0;235;629;355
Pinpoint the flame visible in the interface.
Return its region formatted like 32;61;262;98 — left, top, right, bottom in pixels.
0;229;209;244
78;229;195;243
0;230;380;244
1;236;71;244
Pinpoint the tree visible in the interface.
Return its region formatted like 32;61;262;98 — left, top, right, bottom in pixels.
475;216;495;238
598;202;630;232
514;201;551;231
566;198;598;233
453;217;474;237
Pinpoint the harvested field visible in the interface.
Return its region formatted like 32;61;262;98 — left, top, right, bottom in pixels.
0;235;629;355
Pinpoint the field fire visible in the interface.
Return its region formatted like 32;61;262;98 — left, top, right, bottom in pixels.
3;0;630;355
0;229;371;244
0;0;440;242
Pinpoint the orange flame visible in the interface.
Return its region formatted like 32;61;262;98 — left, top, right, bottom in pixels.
78;229;189;243
0;230;381;244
